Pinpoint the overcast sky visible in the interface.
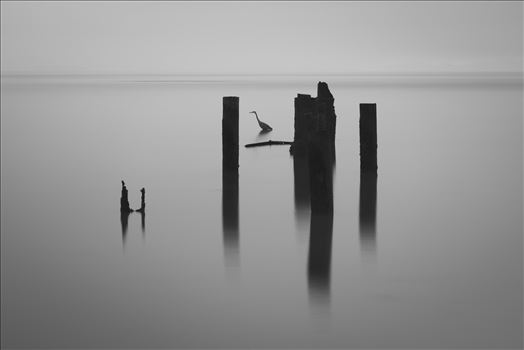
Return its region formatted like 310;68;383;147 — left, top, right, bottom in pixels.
1;1;522;75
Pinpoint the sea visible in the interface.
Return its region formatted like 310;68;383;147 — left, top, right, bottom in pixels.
1;74;522;348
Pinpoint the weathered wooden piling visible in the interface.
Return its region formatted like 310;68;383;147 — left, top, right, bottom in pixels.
120;180;133;213
291;82;337;215
291;93;315;157
316;82;337;145
291;82;337;158
222;97;239;171
292;93;315;225
136;188;146;212
291;83;336;301
309;135;334;214
222;96;239;266
359;103;377;172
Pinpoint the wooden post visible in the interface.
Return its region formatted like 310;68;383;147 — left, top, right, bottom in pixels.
317;81;336;145
359;103;377;172
292;82;337;158
309;135;334;215
292;82;337;215
222;97;239;266
222;97;239;171
291;94;315;157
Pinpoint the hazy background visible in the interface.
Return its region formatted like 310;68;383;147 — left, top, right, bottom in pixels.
1;1;522;75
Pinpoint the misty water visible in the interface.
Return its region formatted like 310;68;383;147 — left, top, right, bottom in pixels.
1;76;522;348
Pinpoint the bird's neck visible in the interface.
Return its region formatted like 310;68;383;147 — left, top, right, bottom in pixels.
253;113;261;123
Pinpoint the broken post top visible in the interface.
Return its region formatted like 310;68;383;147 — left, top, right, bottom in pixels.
292;82;337;156
295;82;334;102
317;81;334;103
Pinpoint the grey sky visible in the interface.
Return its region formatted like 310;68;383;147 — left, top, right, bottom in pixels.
1;1;522;75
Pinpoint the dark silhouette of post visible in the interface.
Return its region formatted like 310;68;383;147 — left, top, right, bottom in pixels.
120;180;133;213
309;136;334;214
291;82;337;158
223;97;239;170
305;83;336;305
291;94;315;157
317;81;337;150
222;97;240;267
292;82;337;229
136;188;145;212
360;104;377;172
292;94;314;228
359;103;378;253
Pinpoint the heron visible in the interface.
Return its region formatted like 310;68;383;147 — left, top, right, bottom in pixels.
249;111;273;132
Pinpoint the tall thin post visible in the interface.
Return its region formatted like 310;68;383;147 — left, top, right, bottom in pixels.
359;103;377;172
222;97;239;171
222;97;239;267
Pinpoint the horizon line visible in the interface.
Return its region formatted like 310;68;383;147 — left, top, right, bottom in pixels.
2;71;523;78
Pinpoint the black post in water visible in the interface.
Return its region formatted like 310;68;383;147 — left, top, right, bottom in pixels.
291;94;315;157
223;97;239;171
222;97;239;267
309;136;334;215
360;104;377;172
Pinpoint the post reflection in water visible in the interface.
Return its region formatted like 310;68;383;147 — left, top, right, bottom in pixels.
293;155;310;231
140;211;146;236
222;96;240;269
307;137;335;306
359;171;377;254
222;168;239;268
120;211;131;245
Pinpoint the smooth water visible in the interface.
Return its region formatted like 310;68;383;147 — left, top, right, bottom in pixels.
1;76;522;348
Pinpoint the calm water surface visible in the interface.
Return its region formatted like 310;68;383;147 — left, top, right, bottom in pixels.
1;77;522;348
